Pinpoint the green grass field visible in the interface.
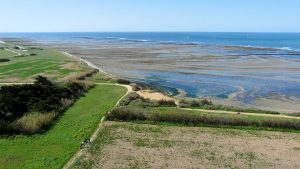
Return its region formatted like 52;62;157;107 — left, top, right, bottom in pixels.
0;45;90;82
0;48;17;59
0;85;126;169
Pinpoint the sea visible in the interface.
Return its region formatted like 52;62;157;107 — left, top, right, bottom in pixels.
1;32;300;110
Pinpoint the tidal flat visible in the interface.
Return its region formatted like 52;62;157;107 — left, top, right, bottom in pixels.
3;33;300;113
58;41;300;113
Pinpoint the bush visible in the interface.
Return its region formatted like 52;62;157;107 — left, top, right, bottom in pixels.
157;99;177;107
0;76;88;134
14;55;26;58
130;83;141;91
130;98;160;108
178;98;212;108
116;79;131;85
107;107;146;121
0;58;10;62
76;70;98;80
0;120;17;134
118;92;141;106
121;94;177;108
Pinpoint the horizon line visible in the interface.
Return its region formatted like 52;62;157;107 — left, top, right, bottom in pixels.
0;31;300;34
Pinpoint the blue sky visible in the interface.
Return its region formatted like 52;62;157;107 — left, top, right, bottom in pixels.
0;0;299;32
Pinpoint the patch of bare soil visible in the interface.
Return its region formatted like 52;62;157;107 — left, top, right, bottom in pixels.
83;121;300;169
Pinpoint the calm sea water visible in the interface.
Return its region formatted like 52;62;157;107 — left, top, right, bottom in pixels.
1;32;300;107
1;32;300;50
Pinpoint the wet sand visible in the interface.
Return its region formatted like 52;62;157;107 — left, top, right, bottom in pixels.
4;38;300;113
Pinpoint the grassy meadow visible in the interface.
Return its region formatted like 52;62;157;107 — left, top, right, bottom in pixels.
0;85;126;169
0;43;90;82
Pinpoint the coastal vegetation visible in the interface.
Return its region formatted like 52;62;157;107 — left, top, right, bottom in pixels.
0;85;127;169
2;40;300;169
111;94;300;131
0;76;93;134
107;106;300;131
0;58;9;62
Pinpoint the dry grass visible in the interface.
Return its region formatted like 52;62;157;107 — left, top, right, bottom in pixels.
14;112;57;134
74;121;300;169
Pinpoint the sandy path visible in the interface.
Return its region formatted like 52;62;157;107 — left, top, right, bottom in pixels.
0;83;34;85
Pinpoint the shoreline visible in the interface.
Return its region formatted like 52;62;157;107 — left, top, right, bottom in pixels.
62;52;110;75
61;51;300;114
61;51;176;102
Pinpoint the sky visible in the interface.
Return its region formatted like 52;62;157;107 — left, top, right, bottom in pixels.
0;0;299;32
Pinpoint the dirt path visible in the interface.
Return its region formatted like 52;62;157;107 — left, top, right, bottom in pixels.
0;82;33;85
182;108;300;120
62;83;132;169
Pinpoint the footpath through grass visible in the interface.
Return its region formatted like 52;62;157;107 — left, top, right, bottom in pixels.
0;85;126;169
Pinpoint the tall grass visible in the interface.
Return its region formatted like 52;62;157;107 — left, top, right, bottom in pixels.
107;107;300;130
14;112;57;134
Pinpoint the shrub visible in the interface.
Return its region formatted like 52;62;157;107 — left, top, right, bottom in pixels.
178;98;212;108
130;83;141;91
76;70;98;80
0;76;89;134
0;58;10;62
13;46;21;50
14;55;26;58
130;98;160;108
0;120;17;134
116;79;131;85
157;99;177;107
107;107;146;121
118;92;141;106
29;53;37;56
